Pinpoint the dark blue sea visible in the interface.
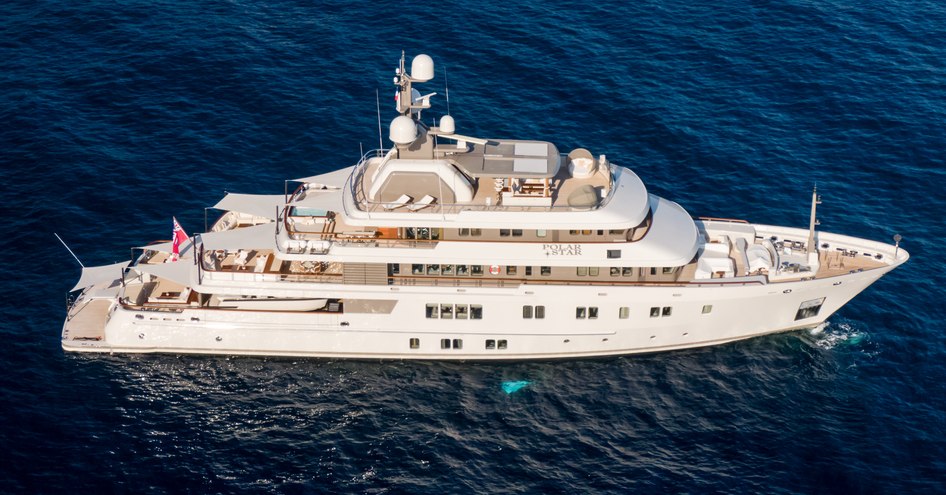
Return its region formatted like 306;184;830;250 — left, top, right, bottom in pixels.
3;0;945;492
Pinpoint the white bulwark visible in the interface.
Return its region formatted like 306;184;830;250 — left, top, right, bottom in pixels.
62;53;908;360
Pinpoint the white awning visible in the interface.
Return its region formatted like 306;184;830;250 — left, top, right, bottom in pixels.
133;260;194;287
199;222;277;252
135;239;196;259
70;261;130;292
212;193;286;220
293;166;354;189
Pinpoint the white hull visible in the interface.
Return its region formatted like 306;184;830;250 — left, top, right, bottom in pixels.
63;263;893;360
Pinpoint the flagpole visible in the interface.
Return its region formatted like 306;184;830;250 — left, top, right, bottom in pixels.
54;233;85;267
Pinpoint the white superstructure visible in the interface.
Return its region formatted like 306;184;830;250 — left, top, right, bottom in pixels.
62;53;908;360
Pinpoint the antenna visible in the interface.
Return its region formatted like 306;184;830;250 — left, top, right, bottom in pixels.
376;89;383;154
55;232;85;267
444;66;450;114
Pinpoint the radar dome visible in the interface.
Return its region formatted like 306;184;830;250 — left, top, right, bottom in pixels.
411;54;434;82
439;115;455;134
389;115;418;144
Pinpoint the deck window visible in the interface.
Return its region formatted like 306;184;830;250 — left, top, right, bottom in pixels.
485;339;496;349
622;267;633;277
410;338;420;349
441;304;453;319
569;230;579;235
471;305;483;320
459;228;470;236
426;304;438;319
536;229;547;238
589;267;600;276
541;266;551;276
456;305;469;319
525;267;533;276
702;304;713;314
506;266;517;275
388;263;400;275
427;264;440;275
512;229;523;237
662;306;672;317
576;307;587;319
589;307;599;319
471;265;484;276
650;307;660;318
662;267;675;275
650;267;657;275
412;264;424;275
619;307;630;319
522;305;533;319
452;339;463;350
442;264;454;275
456;265;469;276
535;305;545;319
610;267;620;277
577;267;588;276
795;298;825;320
498;340;507;349
607;250;621;259
500;229;511;237
471;228;482;236
441;338;451;349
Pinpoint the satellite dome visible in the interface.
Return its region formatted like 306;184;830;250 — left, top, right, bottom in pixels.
389;115;418;144
411;54;434;82
439;115;455;134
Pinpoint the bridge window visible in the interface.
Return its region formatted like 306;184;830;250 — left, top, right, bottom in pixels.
471;305;483;320
410;338;420;349
619;307;630;319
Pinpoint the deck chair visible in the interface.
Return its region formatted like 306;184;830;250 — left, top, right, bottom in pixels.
383;194;412;210
408;194;436;211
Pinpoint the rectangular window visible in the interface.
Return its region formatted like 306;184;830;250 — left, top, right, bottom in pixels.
522;305;533;319
582;230;592;235
535;306;545;319
506;266;517;275
536;229;547;238
569;230;579;235
441;338;451;349
442;264;455;276
589;267;600;276
427;264;440;275
471;228;482;236
498;339;507;350
702;304;713;314
405;227;416;239
410;338;420;349
512;229;523;237
412;264;424;275
525;267;533;276
485;339;496;349
589;307;599;319
459;228;470;236
609;230;624;235
662;306;672;317
650;267;657;275
619;307;630;319
430;229;441;240
662;267;675;275
470;305;483;320
610;267;620;277
452;339;463;350
622;267;633;277
795;298;825;320
577;266;588;276
441;304;454;319
541;266;551;276
471;265;484;276
650;307;660;318
500;229;511;237
576;307;587;319
596;230;604;235
607;249;621;259
456;265;469;276
426;304;438;319
456;305;469;319
388;263;400;275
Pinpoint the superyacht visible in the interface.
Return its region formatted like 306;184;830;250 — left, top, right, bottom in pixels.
62;53;908;359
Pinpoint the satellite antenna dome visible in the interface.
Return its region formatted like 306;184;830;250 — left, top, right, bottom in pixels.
411;54;434;82
439;115;455;134
389;115;418;144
